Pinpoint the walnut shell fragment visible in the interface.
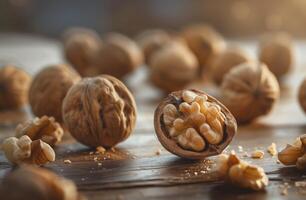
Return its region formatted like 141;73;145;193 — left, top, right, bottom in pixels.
94;33;143;79
149;42;199;92
298;78;306;114
154;89;237;159
15;116;64;146
29;64;81;123
0;165;86;200
221;62;280;124
0;65;31;110
62;75;137;148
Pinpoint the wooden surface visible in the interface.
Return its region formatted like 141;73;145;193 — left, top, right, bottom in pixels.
0;34;306;200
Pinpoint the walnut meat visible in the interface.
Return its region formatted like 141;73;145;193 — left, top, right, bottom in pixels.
259;33;294;79
94;33;143;79
1;135;55;165
15;116;64;146
0;65;31;110
181;24;225;72
149;42;199;92
62;75;137;148
0;165;86;200
298;78;306;113
154;89;237;159
221;62;280;124
29;64;81;123
63;27;101;77
211;47;251;85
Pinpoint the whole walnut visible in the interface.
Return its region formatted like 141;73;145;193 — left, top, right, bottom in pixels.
149;42;199;92
181;24;225;72
62;75;137;148
94;33;143;79
29;65;81;123
221;62;280;124
211;47;251;85
298;77;306;113
63;27;101;77
259;33;294;79
136;29;171;64
0;65;31;110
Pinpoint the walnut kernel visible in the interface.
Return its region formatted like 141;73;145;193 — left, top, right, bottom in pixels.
62;75;137;148
0;65;31;110
15;116;64;146
1;135;55;165
251;150;265;159
221;62;280;124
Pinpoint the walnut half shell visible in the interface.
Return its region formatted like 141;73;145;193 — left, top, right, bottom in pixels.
154;89;237;159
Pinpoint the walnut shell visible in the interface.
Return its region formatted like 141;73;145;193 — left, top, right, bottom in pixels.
211;47;251;85
181;24;225;72
154;89;237;159
298;77;306;113
221;62;280;124
62;75;137;148
63;27;101;77
149;42;199;92
29;64;81;123
94;33;143;79
259;33;294;79
0;65;31;110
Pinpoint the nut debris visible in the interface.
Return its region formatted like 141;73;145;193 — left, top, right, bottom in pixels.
64;159;72;164
1;135;55;165
15;116;64;146
267;143;277;156
251;150;265;159
278;134;306;170
154;89;237;159
216;152;269;191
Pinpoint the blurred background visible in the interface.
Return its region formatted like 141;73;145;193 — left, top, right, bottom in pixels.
1;0;306;38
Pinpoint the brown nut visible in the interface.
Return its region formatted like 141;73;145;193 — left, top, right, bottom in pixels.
0;165;86;200
211;47;251;85
62;75;137;148
94;33;143;79
29;64;81;123
298;77;306;114
1;135;55;165
0;65;31;110
15;116;64;146
63;27;101;77
154;89;237;159
259;33;294;79
181;24;225;72
149;42;199;92
221;62;280;124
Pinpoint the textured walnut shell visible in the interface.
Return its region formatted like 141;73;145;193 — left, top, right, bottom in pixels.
62;75;137;148
0;65;31;110
298;78;306;113
63;27;101;77
259;33;294;79
211;47;251;85
94;33;143;79
149;42;199;92
221;62;280;124
154;89;237;159
29;64;81;123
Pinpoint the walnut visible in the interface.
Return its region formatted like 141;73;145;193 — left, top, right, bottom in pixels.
278;134;306;171
29;64;81;123
298;77;306;113
136;29;172;64
149;42;199;92
15;116;64;146
1;135;55;165
181;24;225;72
154;89;237;159
94;33;143;79
216;152;268;191
62;75;137;148
63;27;101;77
0;165;86;200
211;47;251;85
259;33;294;79
0;65;31;110
221;62;280;124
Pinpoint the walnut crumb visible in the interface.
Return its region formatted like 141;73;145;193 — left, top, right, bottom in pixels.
155;149;162;155
251;150;265;159
267;143;277;156
64;159;72;164
96;146;106;154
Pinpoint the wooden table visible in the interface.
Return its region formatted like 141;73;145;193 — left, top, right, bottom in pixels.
0;34;305;200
